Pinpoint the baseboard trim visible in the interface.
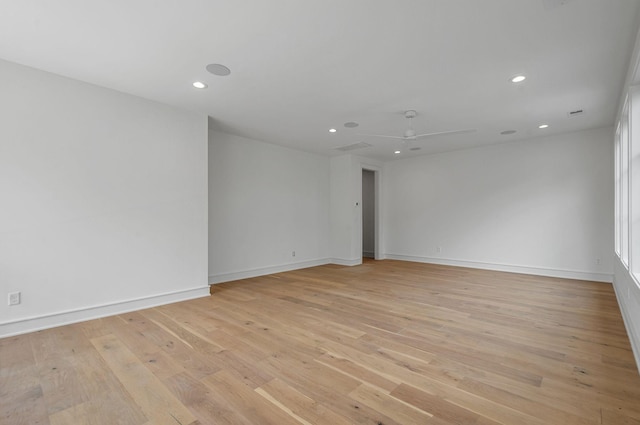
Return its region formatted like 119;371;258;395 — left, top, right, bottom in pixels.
612;279;640;374
0;286;210;338
209;258;332;284
330;258;362;266
612;259;640;374
384;254;613;283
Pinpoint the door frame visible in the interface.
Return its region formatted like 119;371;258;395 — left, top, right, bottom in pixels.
360;164;382;260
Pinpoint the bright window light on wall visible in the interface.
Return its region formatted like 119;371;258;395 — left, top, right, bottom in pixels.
615;122;621;257
628;88;640;282
621;101;630;267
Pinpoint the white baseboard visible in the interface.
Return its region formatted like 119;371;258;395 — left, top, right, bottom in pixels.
0;286;211;339
613;258;640;374
209;258;332;284
330;258;362;266
384;254;613;283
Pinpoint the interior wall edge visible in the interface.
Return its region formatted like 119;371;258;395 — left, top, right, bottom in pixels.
330;258;363;267
209;258;332;284
0;286;210;339
385;254;613;283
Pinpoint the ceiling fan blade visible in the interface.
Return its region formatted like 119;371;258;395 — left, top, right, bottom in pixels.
414;129;476;139
357;133;405;140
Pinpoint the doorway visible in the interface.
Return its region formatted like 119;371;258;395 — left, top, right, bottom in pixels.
362;169;376;259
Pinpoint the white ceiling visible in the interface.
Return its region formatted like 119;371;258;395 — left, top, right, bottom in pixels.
0;0;638;160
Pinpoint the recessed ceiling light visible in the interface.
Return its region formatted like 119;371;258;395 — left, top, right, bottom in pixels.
409;147;421;151
344;122;359;128
538;124;549;129
394;150;401;154
206;63;231;76
192;81;207;89
500;130;517;135
510;75;526;83
329;128;337;133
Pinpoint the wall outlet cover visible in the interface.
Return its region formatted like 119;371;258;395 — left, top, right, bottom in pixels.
8;292;21;306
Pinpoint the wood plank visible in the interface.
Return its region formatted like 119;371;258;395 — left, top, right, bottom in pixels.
90;334;197;425
255;378;354;425
0;334;50;425
389;382;487;424
2;259;639;424
457;377;600;425
116;311;219;380
48;390;146;425
200;369;303;425
163;371;253;425
348;383;434;424
315;352;399;392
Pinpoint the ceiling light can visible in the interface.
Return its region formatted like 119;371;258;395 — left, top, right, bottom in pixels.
329;128;337;133
192;81;207;89
510;75;526;83
538;124;549;129
206;63;231;76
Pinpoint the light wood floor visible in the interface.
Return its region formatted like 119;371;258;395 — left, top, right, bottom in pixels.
2;260;640;425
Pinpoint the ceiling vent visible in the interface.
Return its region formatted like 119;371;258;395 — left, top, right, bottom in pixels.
567;109;584;117
334;142;372;152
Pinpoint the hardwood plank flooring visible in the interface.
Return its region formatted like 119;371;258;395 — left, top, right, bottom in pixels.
2;259;640;424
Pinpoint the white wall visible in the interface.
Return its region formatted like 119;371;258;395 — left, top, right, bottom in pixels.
384;127;614;281
208;131;330;283
0;59;209;337
330;155;356;264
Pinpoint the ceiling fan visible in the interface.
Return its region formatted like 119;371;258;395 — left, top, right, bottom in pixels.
359;110;475;141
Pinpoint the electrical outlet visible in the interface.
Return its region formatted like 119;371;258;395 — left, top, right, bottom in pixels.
8;292;20;306
292;251;296;257
436;246;442;254
596;258;601;265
